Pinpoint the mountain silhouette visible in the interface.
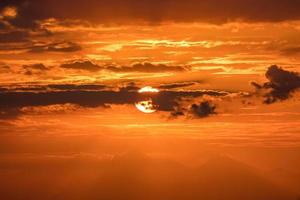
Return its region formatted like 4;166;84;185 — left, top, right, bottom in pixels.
0;153;296;200
86;153;294;200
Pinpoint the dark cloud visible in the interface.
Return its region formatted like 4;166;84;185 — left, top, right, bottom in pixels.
0;31;29;43
28;41;82;53
170;109;185;118
0;29;54;53
60;61;101;72
0;22;6;29
171;100;217;118
0;90;226;111
159;82;199;90
0;91;132;109
107;63;186;73
60;61;187;73
119;82;140;92
7;86;48;92
0;65;11;73
153;90;226;112
0;1;50;29
23;63;48;70
0;87;227;119
189;101;216;118
0;108;22;120
250;81;263;90
48;84;107;91
252;65;300;104
1;0;300;28
281;46;300;56
22;63;49;76
0;87;8;92
0;84;108;92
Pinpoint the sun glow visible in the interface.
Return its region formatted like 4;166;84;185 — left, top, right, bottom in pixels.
138;86;159;93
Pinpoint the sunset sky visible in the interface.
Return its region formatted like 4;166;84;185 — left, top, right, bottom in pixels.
1;1;300;200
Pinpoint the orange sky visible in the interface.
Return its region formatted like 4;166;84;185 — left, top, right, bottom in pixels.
1;1;300;200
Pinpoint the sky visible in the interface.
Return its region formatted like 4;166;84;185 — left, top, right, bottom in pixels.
1;1;300;200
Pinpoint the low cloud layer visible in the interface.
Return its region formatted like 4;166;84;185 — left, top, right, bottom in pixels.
23;63;48;71
159;82;199;90
60;61;101;72
0;33;82;54
107;63;186;73
1;65;299;119
29;41;82;53
59;61;187;73
0;85;227;119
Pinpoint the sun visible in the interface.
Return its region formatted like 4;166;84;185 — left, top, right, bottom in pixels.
135;86;159;113
138;86;159;93
135;100;157;113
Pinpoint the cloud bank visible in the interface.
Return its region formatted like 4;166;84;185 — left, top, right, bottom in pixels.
0;86;227;119
2;0;300;28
